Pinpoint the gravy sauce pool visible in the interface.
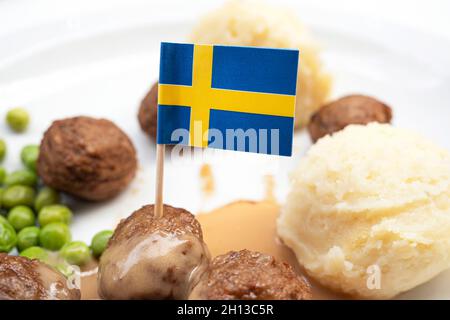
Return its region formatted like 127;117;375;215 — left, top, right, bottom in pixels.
197;200;347;300
200;163;215;197
80;260;100;300
80;259;100;300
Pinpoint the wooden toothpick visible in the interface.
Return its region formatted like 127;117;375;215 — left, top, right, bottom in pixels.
155;144;165;219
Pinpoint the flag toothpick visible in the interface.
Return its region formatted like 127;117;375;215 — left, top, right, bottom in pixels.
154;42;299;218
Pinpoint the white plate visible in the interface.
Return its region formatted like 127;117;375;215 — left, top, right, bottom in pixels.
1;0;450;299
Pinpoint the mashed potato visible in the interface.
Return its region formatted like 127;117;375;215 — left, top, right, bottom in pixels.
190;0;332;127
277;123;450;299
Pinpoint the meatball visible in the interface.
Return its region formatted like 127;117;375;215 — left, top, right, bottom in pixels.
308;94;392;143
98;204;210;300
0;253;80;300
189;250;311;300
38;116;137;201
138;82;158;140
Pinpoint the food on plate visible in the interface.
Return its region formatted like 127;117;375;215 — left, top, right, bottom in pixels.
0;168;6;184
0;139;6;162
199;163;215;197
0;253;80;300
90;229;113;258
189;249;311;300
278;123;450;299
16;226;40;252
38;204;72;226
39;222;71;251
37;116;137;201
190;0;332;128
1;185;35;209
308;95;392;142
0;138;108;293
138;81;158;140
0;217;17;253
4;169;37;187
20;246;49;262
7;205;35;231
198;200;291;260
59;241;91;266
98;204;210;300
20;144;39;172
34;187;60;212
5;107;30;133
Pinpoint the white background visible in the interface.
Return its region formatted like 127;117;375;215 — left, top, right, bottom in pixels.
1;0;450;38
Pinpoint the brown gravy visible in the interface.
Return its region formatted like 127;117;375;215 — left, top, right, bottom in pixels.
197;200;346;300
199;163;215;197
80;260;100;300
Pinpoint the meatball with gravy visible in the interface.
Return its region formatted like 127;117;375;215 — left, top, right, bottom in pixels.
0;254;80;300
189;250;311;300
98;204;210;300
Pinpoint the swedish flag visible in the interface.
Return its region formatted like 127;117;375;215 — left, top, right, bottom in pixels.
157;42;299;156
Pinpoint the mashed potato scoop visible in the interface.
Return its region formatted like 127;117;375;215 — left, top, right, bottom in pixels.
278;123;450;299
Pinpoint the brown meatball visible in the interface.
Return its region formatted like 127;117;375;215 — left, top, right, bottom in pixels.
38;116;137;201
189;250;311;300
138;82;158;140
0;254;80;300
98;204;210;300
308;95;392;142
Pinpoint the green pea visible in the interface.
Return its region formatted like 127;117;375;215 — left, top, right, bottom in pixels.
17;226;40;251
38;204;72;226
55;262;77;278
0;140;5;162
4;169;37;187
7;205;35;231
2;185;35;209
6;107;30;132
20;246;49;262
39;222;71;251
91;230;113;257
34;187;60;212
21;145;39;172
0;168;6;185
60;241;91;266
0;218;17;252
0;187;4;208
